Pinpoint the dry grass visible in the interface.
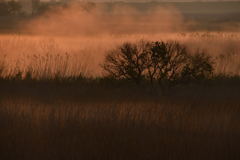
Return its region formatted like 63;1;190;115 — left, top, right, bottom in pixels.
1;32;240;159
1;82;240;160
0;32;240;79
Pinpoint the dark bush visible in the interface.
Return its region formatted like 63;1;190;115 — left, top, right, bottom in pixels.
181;52;214;82
102;41;214;85
102;41;150;84
149;41;189;85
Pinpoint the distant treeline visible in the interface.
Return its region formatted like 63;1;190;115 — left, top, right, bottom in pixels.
0;1;240;32
1;0;240;17
0;0;22;16
0;0;66;16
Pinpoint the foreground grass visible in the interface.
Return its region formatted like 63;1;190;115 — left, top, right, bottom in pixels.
1;78;240;160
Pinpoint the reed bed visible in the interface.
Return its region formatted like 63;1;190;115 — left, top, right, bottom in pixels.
1;32;240;159
0;32;240;79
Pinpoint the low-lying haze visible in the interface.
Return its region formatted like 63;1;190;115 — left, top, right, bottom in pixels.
0;1;240;78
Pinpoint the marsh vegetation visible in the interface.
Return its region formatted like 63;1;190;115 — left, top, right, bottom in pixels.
1;33;240;160
1;1;240;160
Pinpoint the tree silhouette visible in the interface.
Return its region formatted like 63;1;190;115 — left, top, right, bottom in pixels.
181;52;213;81
103;41;214;85
149;41;189;85
102;42;149;84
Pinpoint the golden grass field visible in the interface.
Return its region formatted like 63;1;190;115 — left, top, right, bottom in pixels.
1;32;240;79
1;80;240;160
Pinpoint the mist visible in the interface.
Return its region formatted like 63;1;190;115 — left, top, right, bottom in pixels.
23;2;186;36
1;2;240;77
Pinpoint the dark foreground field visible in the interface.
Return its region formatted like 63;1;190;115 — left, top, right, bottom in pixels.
1;78;240;160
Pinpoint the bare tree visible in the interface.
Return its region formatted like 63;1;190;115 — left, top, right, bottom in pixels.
102;42;149;84
151;41;189;84
181;51;213;81
102;41;214;86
